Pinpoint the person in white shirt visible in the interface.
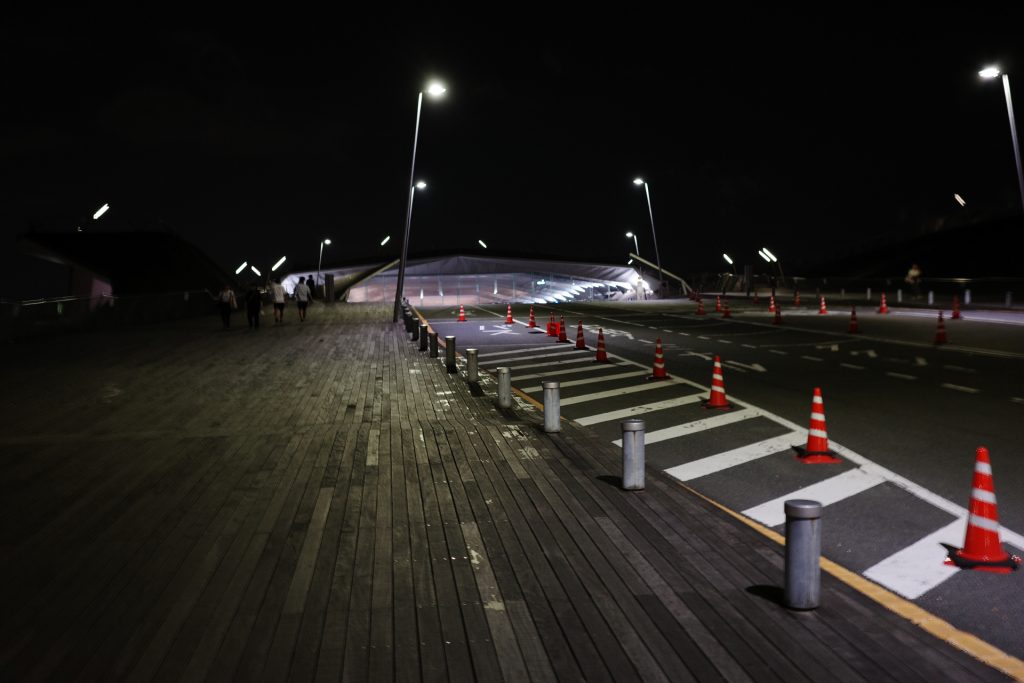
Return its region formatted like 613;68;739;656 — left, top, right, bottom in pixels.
293;276;311;322
269;277;287;323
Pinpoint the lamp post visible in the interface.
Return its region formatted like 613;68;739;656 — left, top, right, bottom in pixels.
317;238;332;289
77;203;110;232
627;231;645;300
979;66;1024;214
626;231;639;256
722;253;736;275
632;178;665;296
394;81;446;322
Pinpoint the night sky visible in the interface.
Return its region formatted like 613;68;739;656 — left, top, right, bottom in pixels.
3;7;1023;298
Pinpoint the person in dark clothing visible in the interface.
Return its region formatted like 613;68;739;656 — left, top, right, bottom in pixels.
217;283;237;328
245;286;263;330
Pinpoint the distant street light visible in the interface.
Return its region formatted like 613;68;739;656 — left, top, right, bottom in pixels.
632;178;665;295
251;265;262;276
380;235;391;246
979;65;1024;213
92;203;110;220
626;231;639;256
722;253;736;275
478;239;488;249
317;238;332;287
954;193;967;207
394;80;447;322
272;256;287;271
235;261;248;275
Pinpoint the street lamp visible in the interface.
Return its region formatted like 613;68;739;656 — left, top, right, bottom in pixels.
625;231;639;256
722;253;736;275
271;256;287;271
478;239;488;249
979;66;1024;213
394;80;447;322
317;238;332;288
235;261;248;275
77;203;110;232
632;178;665;295
380;235;391;246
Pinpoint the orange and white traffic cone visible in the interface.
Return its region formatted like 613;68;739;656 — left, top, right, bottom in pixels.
557;316;570;343
505;304;514;324
696;299;706;316
752;292;760;305
793;387;842;463
768;295;776;313
457;305;467;322
794;291;801;306
952;296;962;320
848;306;860;334
649;338;668;379
701;355;732;410
773;304;782;325
878;292;889;314
715;296;722;312
594;328;610;362
528;306;537;328
935;311;948;344
818;296;828;315
575;321;587;350
546;313;556;337
943;447;1021;573
722;302;731;318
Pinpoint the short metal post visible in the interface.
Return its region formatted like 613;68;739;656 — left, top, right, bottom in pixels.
429;332;438;358
1006;291;1013;308
621;419;645;490
784;499;822;610
897;289;902;303
411;321;420;342
497;367;512;408
419;324;428;351
928;290;934;305
542;381;561;433
866;286;871;301
965;289;972;305
445;336;457;373
466;348;478;382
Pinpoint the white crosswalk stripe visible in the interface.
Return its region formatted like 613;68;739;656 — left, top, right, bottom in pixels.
612;409;763;447
663;433;801;482
573;393;706;426
741;468;885;527
521;371;647;393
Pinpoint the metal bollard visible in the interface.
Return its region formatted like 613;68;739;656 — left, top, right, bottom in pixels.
466;348;478;382
445;336;457;373
496;367;512;408
927;290;934;305
411;321;420;342
897;288;902;303
866;286;871;301
965;289;972;305
1007;291;1014;308
621;419;645;490
429;332;439;358
784;499;822;610
542;381;561;432
419;324;428;351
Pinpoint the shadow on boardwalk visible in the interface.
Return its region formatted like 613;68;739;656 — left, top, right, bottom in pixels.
0;303;1011;681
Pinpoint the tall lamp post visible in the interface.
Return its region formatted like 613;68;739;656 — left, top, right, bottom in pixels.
317;238;332;289
627;231;644;300
632;178;665;295
979;66;1024;214
394;81;447;322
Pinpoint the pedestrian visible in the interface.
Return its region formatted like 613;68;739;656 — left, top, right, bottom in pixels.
905;263;922;298
269;276;286;323
217;283;237;329
308;274;318;299
294;276;311;322
245;286;263;330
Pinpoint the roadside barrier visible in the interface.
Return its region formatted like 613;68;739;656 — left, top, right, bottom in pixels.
620;419;645;490
649;338;668;380
793;387;842;463
785;499;822;610
701;355;732;410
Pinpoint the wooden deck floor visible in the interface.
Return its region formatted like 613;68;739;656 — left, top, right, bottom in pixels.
0;303;1010;681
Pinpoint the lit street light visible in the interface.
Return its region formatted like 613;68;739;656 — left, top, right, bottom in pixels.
478;239;488;249
235;261;248;275
394;80;447;322
272;256;287;271
380;235;391;246
722;253;736;275
626;231;639;256
632;178;665;295
954;193;966;207
979;65;1024;213
317;238;332;289
251;266;262;276
93;203;110;220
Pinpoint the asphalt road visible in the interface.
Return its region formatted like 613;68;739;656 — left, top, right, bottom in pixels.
418;297;1024;660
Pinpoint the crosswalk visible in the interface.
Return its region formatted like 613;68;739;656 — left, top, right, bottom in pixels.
476;342;1024;602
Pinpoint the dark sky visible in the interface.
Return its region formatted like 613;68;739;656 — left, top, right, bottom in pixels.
3;7;1023;297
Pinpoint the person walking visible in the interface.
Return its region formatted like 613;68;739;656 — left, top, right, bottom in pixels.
245;286;263;330
217;283;237;329
294;276;311;322
269;277;286;323
905;263;922;299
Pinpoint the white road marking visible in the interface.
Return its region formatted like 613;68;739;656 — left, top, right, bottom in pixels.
942;364;976;373
521;371;647;393
478;346;575;359
664;433;802;482
886;372;917;380
940;383;980;394
574;393;706;426
722;361;766;373
769;350;787;355
719;340;733;344
663;329;673;333
1013;397;1024;405
742;468;885;528
840;363;864;370
496;357;594;372
515;363;619;381
561;379;684;406
914;356;928;366
801;355;823;362
742;344;757;349
698;335;710;340
613;409;763;447
862;519;964;600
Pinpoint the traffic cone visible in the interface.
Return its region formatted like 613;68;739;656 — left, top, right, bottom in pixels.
752;292;760;305
794;291;801;306
696;299;706;316
722;302;731;318
768;295;776;313
773;304;782;325
952;296;962;320
715;296;722;312
575;321;587;350
818;296;828;315
505;304;514;324
528;306;537;328
557;316;570;343
649;338;668;379
878;292;889;314
943;447;1021;573
935;311;948;344
701;355;732;410
594;328;610;362
546;313;556;337
793;387;842;463
848;306;860;334
457;305;466;322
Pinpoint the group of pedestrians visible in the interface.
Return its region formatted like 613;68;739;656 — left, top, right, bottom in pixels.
216;274;319;330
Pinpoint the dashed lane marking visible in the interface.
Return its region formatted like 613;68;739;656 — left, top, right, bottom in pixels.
521;371;647;393
1013;397;1024;404
742;468;885;527
573;393;706;426
886;372;917;380
769;350;787;355
840;363;865;370
942;364;976;373
940;383;980;394
800;355;823;362
741;344;757;349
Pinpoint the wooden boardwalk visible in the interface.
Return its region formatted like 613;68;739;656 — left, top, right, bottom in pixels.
0;303;1011;681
